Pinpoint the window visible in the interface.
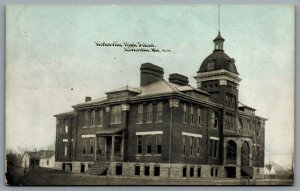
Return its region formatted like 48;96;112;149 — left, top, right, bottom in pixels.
64;142;68;156
211;168;214;177
207;61;214;70
183;136;187;156
156;135;162;154
156;102;163;122
147;103;153;123
210;139;219;158
154;166;160;176
144;166;150;176
91;110;95;126
83;139;87;154
211;112;219;128
215;168;218;177
182;167;187;177
191;106;194;124
110;105;122;124
84;110;89;127
197;138;202;156
197;108;201;126
47;160;49;166
137;104;143;123
183;103;188;123
137;136;142;154
90;138;94;154
64;119;69;133
146;136;152;154
98;109;103;126
190;167;194;177
190;137;194;156
135;165;140;176
197;167;201;177
116;164;122;175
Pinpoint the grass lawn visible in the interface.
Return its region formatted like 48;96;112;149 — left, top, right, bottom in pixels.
17;167;293;186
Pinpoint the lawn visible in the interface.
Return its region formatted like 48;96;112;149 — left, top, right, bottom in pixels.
15;167;293;186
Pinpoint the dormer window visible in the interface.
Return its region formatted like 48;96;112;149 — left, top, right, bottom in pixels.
207;61;214;70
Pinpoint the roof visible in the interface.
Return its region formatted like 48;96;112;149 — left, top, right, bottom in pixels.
106;86;142;94
54;111;73;117
69;79;215;109
137;79;181;97
198;51;238;74
238;102;256;111
213;32;225;42
24;150;55;159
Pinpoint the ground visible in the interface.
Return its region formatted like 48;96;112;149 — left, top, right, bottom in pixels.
12;168;293;186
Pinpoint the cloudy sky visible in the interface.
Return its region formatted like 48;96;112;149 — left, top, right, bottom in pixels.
6;5;294;165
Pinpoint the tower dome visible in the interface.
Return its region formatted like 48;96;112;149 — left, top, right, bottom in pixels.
198;32;238;74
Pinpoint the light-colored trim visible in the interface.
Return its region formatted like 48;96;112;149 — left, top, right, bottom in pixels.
82;134;96;138
63;139;68;142
182;132;203;138
210;136;220;140
136;131;163;135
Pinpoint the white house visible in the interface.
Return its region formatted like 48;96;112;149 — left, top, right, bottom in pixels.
21;150;55;169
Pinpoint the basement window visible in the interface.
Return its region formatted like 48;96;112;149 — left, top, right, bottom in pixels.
135;165;140;176
154;166;160;176
197;167;202;177
116;163;123;175
190;167;194;177
144;165;150;176
183;166;187;177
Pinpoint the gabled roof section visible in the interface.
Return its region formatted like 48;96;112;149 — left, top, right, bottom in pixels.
137;79;181;97
23;150;55;159
72;96;107;108
37;150;55;159
105;86;141;94
54;111;74;117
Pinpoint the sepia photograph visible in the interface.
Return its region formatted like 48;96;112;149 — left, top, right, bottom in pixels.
5;4;294;186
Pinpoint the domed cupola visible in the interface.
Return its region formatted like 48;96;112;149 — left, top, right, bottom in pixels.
198;32;238;74
194;32;241;96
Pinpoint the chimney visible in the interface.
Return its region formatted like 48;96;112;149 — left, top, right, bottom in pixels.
85;96;92;102
169;73;189;86
140;63;164;86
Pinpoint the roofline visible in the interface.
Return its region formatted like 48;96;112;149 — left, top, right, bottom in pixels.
238;110;267;121
54;111;74;117
73;91;223;110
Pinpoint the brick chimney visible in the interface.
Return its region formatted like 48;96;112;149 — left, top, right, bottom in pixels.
169;73;189;86
140;63;164;86
85;96;92;102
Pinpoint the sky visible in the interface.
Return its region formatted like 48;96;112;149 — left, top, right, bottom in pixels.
6;5;294;166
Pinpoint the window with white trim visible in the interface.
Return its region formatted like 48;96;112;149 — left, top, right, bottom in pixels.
64;119;68;133
156;102;163;122
183;135;187;156
147;103;153;123
91;110;95;126
210;139;219;158
197;108;201;126
197;138;202;156
137;104;143;123
146;136;152;154
64;142;68;156
137;136;142;154
156;135;162;154
183;103;188;123
98;108;103;126
211;111;219;129
110;105;122;124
